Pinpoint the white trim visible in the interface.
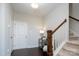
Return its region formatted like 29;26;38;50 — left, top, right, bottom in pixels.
54;40;68;56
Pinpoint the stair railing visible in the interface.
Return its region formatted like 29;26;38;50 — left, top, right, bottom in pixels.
47;19;67;56
69;16;79;22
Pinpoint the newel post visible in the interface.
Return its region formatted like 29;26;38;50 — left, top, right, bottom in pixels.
47;30;53;56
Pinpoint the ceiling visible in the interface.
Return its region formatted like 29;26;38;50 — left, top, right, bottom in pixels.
11;3;61;17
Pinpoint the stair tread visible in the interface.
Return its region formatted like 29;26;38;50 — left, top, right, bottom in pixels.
58;48;79;56
63;43;79;54
68;39;79;45
69;37;79;39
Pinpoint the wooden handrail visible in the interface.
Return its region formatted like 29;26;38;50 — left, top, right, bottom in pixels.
47;19;67;56
69;16;79;22
52;19;67;34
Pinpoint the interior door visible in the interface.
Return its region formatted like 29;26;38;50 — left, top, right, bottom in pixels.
13;21;27;49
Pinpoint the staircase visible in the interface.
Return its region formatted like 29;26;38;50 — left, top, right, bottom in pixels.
57;32;79;56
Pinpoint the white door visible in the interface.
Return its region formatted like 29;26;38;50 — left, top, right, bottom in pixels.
13;21;27;49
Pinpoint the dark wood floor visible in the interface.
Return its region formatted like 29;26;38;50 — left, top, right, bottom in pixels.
11;47;47;56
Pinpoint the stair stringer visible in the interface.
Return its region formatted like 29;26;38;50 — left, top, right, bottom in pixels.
54;39;68;56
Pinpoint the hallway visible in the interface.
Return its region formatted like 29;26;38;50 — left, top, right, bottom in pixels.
0;3;69;56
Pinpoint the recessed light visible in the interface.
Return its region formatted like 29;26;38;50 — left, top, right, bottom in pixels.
31;3;39;9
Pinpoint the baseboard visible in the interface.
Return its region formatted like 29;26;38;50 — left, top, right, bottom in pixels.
13;46;39;50
54;40;68;56
13;47;39;51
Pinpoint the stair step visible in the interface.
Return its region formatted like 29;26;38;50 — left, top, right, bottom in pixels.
56;54;60;56
69;33;74;37
63;43;79;54
66;42;79;48
69;37;79;40
68;39;79;45
58;48;79;56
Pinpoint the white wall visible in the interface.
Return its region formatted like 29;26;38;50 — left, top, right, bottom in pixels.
0;3;13;56
4;3;14;56
69;4;79;36
0;3;5;56
44;3;69;54
13;13;43;49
